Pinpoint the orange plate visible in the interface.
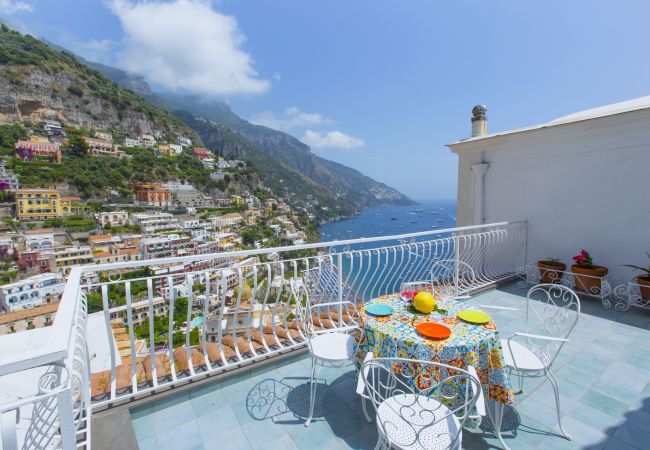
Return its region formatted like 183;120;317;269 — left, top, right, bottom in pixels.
416;322;451;340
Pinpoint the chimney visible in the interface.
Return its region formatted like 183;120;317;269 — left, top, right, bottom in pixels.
471;105;487;137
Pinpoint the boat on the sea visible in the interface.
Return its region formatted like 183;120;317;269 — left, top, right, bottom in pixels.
390;217;397;221
409;220;417;224
437;219;445;222
431;225;439;229
413;208;425;213
398;225;405;228
346;231;354;238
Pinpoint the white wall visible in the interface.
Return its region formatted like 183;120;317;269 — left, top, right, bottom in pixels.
449;109;650;280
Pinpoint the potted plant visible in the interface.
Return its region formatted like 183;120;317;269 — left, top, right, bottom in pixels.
571;249;608;294
537;258;566;283
624;252;650;304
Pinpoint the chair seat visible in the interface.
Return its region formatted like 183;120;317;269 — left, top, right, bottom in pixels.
376;394;461;450
310;332;355;362
500;339;547;371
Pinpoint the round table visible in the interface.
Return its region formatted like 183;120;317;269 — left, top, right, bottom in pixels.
355;294;514;408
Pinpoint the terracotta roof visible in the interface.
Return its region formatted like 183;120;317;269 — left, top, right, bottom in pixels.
93;251;110;258
89;234;113;242
0;301;59;325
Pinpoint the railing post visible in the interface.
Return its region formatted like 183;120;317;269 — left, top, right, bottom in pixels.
1;410;18;450
337;253;343;327
453;235;460;299
56;388;76;450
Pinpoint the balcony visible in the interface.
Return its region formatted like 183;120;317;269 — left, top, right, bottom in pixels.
1;221;649;450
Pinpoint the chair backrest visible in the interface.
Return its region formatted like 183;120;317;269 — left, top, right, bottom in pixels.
290;277;359;344
525;283;581;367
430;259;477;299
360;357;480;450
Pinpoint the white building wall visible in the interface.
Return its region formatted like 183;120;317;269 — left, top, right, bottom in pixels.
449;108;650;279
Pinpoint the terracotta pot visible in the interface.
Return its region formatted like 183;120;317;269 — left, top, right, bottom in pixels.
636;275;650;304
571;265;608;294
537;261;566;283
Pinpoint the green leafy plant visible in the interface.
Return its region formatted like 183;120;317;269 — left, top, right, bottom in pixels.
624;252;650;278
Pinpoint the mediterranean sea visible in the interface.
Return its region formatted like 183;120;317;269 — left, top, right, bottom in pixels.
318;199;456;246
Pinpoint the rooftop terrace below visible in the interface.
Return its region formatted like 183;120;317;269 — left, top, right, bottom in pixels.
97;283;650;450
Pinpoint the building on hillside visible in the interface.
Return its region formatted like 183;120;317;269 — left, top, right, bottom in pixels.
92;247;141;265
0;301;59;335
139;134;155;147
133;183;172;208
15;139;61;163
24;229;55;251
0;273;65;313
95;211;129;228
213;198;232;208
210;212;243;229
192;147;211;159
178;215;200;229
0;161;19;191
230;195;244;205
60;196;83;215
124;137;139;147
109;297;168;327
177;136;192;148
140;234;196;259
15;249;55;274
209;171;224;181
42;120;62;133
14;189;68;221
169;144;183;155
130;212;180;233
157;145;173;157
84;137;124;158
94;131;112;142
447;97;650;279
52;246;93;275
201;158;216;170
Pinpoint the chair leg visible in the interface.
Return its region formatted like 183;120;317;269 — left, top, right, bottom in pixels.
546;371;571;440
305;357;317;427
361;396;373;423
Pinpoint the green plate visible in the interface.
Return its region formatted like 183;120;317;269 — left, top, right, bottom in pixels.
457;310;491;324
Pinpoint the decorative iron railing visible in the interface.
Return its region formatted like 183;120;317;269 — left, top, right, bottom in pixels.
0;221;526;449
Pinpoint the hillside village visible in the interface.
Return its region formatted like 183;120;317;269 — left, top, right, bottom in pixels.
0;119;318;335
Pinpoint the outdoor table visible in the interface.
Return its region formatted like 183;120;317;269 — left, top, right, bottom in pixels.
355;293;514;439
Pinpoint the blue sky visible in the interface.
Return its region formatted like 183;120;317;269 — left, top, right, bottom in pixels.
2;1;650;200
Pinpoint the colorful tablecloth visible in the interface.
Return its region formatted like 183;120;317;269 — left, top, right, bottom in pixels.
355;294;514;407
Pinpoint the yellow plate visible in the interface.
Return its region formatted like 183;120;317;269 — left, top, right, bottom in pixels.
457;310;491;324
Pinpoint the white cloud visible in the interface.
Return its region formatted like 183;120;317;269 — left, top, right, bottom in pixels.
250;106;331;131
301;130;364;150
0;0;33;14
108;0;269;96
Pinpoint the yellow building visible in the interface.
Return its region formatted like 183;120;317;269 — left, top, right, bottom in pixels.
15;189;78;221
157;145;174;157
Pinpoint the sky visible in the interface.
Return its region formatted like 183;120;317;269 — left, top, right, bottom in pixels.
2;0;650;200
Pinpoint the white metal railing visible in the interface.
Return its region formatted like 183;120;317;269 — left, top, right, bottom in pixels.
0;221;526;449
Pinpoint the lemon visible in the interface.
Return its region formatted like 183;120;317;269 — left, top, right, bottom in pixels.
413;292;435;314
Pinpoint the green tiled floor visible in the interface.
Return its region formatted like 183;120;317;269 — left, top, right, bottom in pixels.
130;283;650;449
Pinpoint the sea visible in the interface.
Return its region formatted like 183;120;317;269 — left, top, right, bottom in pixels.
318;199;457;245
317;199;457;297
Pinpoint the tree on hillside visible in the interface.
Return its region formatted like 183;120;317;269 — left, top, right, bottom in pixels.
65;134;89;157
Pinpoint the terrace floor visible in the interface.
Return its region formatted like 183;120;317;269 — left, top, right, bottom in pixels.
129;283;650;450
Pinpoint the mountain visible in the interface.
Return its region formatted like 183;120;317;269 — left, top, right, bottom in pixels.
0;25;193;143
154;93;413;210
175;111;356;221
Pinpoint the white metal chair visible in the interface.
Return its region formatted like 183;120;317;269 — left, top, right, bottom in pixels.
291;278;368;426
359;357;482;450
430;259;477;300
500;283;580;440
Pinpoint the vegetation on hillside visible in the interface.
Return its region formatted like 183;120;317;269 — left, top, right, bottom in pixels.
0;25;196;143
5;146;245;199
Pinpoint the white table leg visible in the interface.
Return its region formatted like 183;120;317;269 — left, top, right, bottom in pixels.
487;400;510;450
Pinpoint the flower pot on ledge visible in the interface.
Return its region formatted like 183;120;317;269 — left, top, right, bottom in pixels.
636;275;650;304
537;260;566;283
571;264;608;294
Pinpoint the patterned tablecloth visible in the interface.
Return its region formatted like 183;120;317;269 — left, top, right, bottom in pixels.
355;294;514;407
